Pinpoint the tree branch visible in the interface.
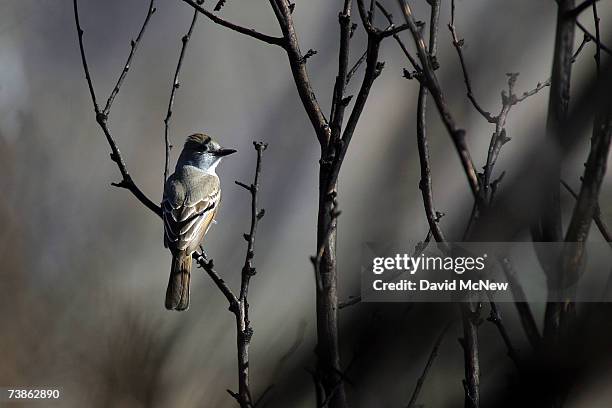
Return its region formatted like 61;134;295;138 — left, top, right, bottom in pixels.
567;0;601;18
73;0;162;217
104;0;156;116
541;0;577;342
180;0;285;47
164;6;200;183
448;1;495;124
197;142;268;408
406;322;451;408
562;94;612;278
487;300;521;369
328;0;388;188
592;2;601;75
330;0;354;147
268;0;331;145
561;180;612;248
238;142;268;302
397;0;480;198
499;257;542;351
414;0;447;246
195;253;238;307
576;20;612;55
374;2;422;85
460;303;481;408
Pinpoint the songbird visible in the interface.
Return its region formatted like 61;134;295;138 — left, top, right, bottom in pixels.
163;133;236;310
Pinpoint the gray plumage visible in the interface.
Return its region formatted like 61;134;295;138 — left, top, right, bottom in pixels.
162;133;235;311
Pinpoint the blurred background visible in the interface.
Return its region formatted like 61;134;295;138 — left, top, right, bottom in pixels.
1;0;611;406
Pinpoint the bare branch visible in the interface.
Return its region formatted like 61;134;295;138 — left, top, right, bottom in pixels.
345;50;367;85
561;180;612;248
592;2;601;75
164;7;200;183
487;300;521;369
570;33;591;63
268;0;331;145
459;302;481;408
406;322;451;408
180;0;285;47
514;79;551;103
239;142;268;302
73;0;162;217
562;98;612;289
448;0;495;123
375;2;422;77
104;0;156;116
311;210;340;292
499;258;542;350
541;0;578;341
197;142;268;408
576;20;612;55
73;0;100;113
235;141;268;407
329;0;353;144
194;252;238;307
415;0;447;246
397;0;481;198
328;0;389;188
380;23;410;38
214;0;227;12
567;0;601;18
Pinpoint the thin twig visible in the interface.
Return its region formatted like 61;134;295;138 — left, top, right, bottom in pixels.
561;180;612;248
73;0;162;217
567;0;601;18
459;302;481;408
164;7;200;183
268;0;331;145
592;2;601;75
564;97;612;246
570;33;591;63
406;322;451;408
199;142;268;408
104;0;156;116
330;0;354;147
414;0;447;246
238;141;268;302
541;0;579;341
374;2;422;80
328;0;405;189
487;300;521;369
576;20;612;55
195;252;238;307
397;0;480;198
214;0;227;11
498;257;541;350
311;211;340;292
345;50;367;85
235;141;268;407
446;0;560;194
181;0;285;47
448;0;495;123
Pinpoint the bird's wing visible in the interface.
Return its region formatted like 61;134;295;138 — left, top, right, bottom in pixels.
163;171;220;253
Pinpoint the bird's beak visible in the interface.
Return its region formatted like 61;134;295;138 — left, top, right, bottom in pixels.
215;148;237;157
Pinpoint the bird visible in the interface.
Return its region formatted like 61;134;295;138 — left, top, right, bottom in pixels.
162;133;236;310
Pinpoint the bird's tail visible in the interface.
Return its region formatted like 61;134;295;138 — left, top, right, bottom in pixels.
165;252;191;311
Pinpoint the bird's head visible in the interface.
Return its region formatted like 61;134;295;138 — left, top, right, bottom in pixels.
178;133;237;172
